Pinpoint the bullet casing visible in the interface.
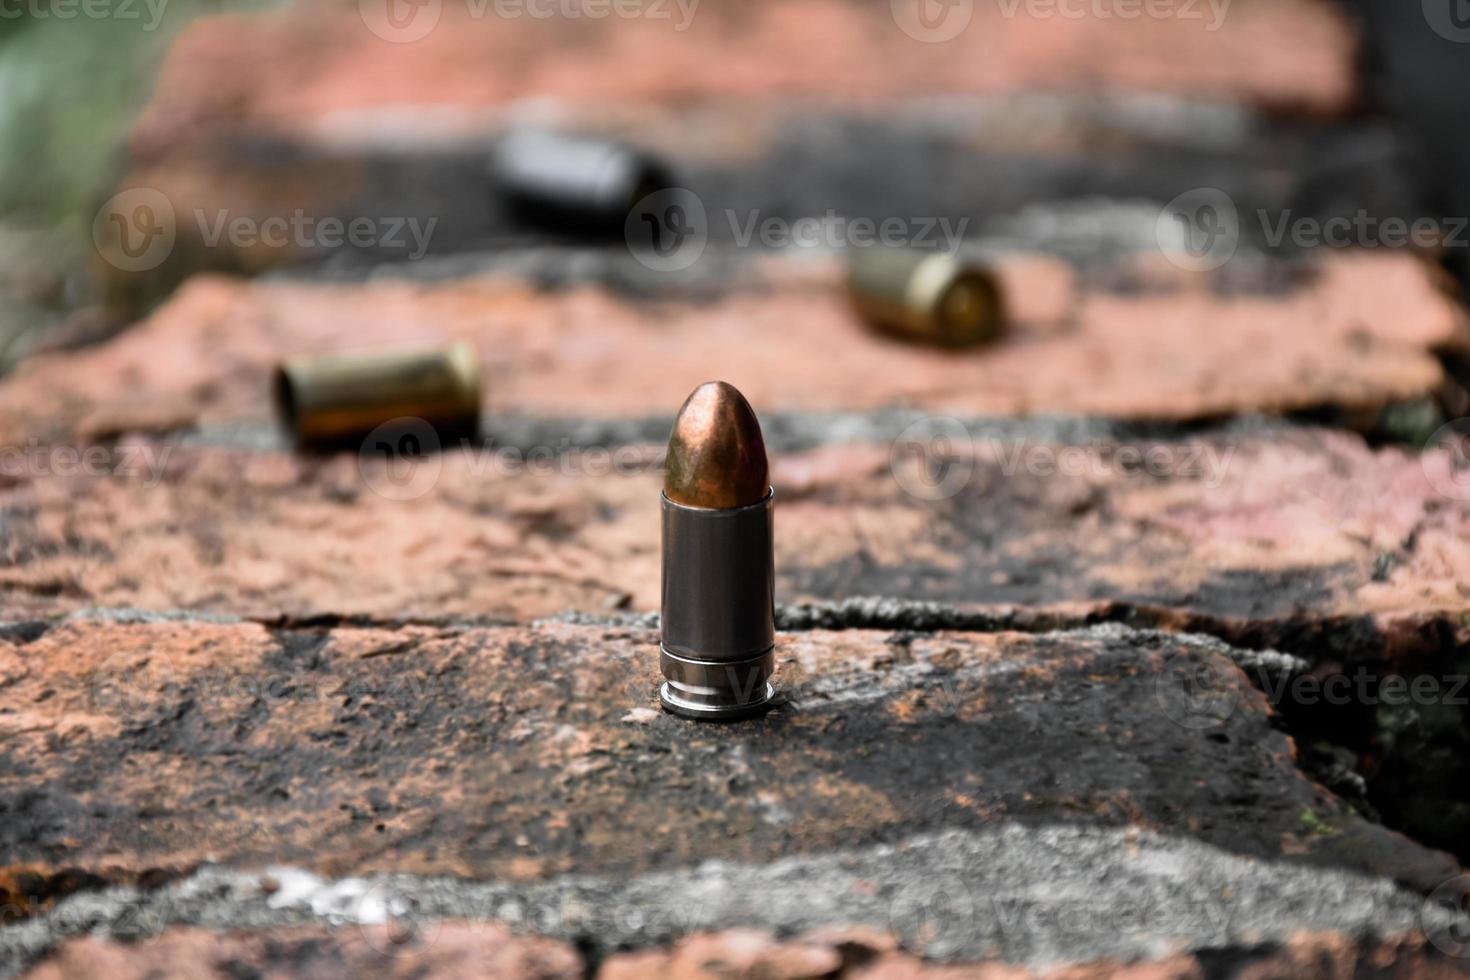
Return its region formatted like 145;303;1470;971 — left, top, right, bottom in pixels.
274;343;481;448
660;491;776;719
847;247;1005;348
494;130;670;229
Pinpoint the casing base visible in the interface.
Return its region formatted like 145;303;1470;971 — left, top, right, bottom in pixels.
659;646;775;720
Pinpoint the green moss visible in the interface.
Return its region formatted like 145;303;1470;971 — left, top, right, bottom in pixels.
1297;808;1336;837
0;0;277;247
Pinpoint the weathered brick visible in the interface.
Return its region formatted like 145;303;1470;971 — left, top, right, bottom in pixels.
23;925;1470;979
97;0;1371;296
0;619;1453;891
21;922;582;979
5;253;1462;448
105;101;1421;302
598;929;1470;979
134;0;1357;155
0;427;1467;663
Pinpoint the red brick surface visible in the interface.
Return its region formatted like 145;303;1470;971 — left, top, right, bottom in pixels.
1;429;1467;657
7;253;1462;446
0;620;1452;888
601;929;1470;979
22;922;582;980
26;926;1470;979
133;0;1357;158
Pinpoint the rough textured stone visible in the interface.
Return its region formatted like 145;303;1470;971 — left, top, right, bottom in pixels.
5;252;1463;448
20;922;582;979
4;830;1468;977
599;929;1470;979
776;426;1470;650
598;928;849;979
1;427;1468;657
0;618;1454;894
20;922;1470;980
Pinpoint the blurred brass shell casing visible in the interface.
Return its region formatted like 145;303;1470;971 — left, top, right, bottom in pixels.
274;343;481;448
847;246;1005;348
494;130;671;229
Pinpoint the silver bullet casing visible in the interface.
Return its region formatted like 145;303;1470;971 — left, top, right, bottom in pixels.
494;130;670;229
660;490;776;719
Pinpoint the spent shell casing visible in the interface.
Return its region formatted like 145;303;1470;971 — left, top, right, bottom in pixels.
847;246;1005;347
494;130;671;231
273;342;481;449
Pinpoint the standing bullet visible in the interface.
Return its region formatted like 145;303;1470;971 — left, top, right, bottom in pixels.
660;381;775;720
847;246;1005;348
273;343;481;449
494;130;671;232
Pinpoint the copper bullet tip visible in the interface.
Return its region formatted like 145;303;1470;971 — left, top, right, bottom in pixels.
664;381;770;509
